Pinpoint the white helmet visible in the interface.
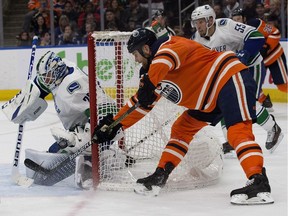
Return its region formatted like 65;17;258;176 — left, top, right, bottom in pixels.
36;51;68;90
191;5;216;28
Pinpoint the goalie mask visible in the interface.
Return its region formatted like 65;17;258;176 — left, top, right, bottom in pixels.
36;51;68;90
191;5;216;36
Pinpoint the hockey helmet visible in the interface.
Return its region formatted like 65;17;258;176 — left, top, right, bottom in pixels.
191;4;216;28
36;51;68;90
231;8;244;17
127;28;157;54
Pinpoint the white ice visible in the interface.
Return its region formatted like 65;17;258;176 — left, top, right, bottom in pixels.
0;101;287;216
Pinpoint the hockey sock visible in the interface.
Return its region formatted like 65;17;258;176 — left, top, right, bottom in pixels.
227;121;263;178
256;105;275;131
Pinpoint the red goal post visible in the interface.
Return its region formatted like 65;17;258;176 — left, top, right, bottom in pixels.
87;31;223;192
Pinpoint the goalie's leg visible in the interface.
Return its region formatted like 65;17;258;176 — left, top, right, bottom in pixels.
75;155;93;190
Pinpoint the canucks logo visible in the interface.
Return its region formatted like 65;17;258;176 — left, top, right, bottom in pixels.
156;81;182;104
67;81;81;94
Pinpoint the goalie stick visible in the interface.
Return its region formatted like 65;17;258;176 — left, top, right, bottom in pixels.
11;36;38;187
24;102;140;186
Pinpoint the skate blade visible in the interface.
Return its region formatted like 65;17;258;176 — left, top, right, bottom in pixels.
269;133;284;154
224;151;237;159
134;184;161;196
231;192;274;205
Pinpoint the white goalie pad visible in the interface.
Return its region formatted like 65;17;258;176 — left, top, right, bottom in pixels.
1;80;48;124
25;148;67;179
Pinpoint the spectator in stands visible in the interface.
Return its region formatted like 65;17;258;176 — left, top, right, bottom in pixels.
79;12;99;35
31;14;50;37
61;1;79;29
22;0;51;32
223;0;240;18
122;0;148;30
78;2;100;32
39;31;51;46
138;0;164;10
108;0;125;21
55;15;70;44
81;22;97;44
243;0;257;21
16;31;31;47
255;2;267;20
213;2;227;18
58;24;81;45
104;8;126;31
54;0;67;17
267;0;282;32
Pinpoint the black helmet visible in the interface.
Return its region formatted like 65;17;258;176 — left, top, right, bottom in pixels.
127;28;157;53
232;8;244;17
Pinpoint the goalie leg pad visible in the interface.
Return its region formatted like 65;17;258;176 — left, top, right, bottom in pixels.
75;155;93;190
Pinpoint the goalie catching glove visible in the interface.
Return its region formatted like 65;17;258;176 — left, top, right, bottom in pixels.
50;123;91;154
92;114;123;143
137;74;157;108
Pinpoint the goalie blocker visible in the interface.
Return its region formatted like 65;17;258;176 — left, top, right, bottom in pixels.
2;80;48;124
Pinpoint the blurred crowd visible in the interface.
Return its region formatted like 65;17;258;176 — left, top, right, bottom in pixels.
16;0;287;47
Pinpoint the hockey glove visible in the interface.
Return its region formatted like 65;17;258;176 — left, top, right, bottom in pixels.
137;74;157;108
49;124;91;154
260;43;270;58
236;50;250;66
93;114;123;143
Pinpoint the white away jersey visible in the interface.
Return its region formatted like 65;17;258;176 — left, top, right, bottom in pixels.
50;59;90;130
192;18;263;66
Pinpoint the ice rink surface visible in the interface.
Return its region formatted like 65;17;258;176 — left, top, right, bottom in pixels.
0;101;287;216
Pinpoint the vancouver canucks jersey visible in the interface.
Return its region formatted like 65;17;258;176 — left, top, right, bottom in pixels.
192;18;264;67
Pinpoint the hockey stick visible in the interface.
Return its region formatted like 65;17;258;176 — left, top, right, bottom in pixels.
11;36;38;187
24;102;140;186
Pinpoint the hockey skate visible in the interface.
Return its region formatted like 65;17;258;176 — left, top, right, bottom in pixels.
75;155;93;190
265;115;284;153
134;162;174;196
262;94;274;112
222;142;236;159
230;167;274;205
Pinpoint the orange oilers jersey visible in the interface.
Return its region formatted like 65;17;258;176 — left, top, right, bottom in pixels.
115;36;247;129
247;18;284;66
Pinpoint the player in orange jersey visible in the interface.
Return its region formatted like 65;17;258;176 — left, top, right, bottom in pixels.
94;28;274;205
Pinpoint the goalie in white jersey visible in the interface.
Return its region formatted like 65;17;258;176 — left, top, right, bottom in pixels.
2;51;120;188
191;5;283;156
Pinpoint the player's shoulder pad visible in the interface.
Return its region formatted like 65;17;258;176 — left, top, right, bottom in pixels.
217;18;228;26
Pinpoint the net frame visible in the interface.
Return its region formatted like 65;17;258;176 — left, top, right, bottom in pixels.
87;31;223;192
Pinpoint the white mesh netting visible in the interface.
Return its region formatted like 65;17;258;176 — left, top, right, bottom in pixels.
89;31;223;192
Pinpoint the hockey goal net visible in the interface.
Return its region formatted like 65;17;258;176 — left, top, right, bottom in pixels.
88;31;223;192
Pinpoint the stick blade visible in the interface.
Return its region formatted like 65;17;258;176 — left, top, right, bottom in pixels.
11;168;34;187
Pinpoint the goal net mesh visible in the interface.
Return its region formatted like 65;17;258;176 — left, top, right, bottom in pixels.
88;31;223;192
